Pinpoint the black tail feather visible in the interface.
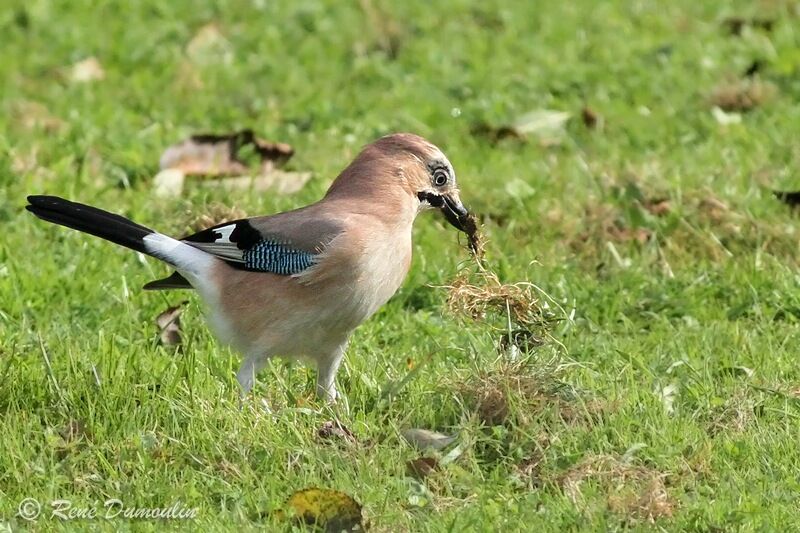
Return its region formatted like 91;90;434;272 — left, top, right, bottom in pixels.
143;271;192;291
26;195;154;255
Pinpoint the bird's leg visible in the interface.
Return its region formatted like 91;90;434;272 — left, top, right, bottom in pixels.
315;344;346;403
236;354;269;405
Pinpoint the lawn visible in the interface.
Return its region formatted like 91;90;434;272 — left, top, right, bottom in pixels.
3;0;800;530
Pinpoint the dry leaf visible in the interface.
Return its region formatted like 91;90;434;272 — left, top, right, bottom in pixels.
155;301;187;346
472;109;570;144
317;421;357;443
159;130;294;176
186;23;233;64
152;168;186;198
69;57;105;83
709;78;776;112
283;488;364;531
400;428;457;451
198;171;312;195
643;198;671;216
10;101;65;133
581;106;601;129
711;106;742;125
406;457;439;480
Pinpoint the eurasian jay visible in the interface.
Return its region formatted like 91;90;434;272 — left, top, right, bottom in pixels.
26;133;471;402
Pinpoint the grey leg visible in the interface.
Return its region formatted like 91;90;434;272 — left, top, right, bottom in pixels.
316;344;346;403
236;355;268;397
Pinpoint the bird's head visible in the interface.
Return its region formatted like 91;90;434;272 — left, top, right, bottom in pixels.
326;133;471;233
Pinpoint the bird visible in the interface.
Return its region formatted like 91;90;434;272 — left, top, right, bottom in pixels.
26;133;471;402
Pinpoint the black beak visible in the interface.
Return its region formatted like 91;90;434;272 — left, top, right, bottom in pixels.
418;191;470;232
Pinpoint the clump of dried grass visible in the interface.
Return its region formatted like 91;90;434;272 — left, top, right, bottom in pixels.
709;78;777;112
559;454;676;523
706;388;757;436
459;359;564;426
445;270;552;334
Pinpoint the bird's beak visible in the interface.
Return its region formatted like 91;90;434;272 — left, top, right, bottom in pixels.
417;191;471;233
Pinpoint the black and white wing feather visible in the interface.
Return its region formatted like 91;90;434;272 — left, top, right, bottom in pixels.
182;219;316;274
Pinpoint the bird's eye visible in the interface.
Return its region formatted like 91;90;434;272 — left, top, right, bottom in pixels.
433;168;449;187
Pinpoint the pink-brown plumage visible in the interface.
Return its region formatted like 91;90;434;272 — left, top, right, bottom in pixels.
26;133;470;402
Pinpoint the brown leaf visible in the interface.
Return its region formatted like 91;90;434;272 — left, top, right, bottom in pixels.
10;101;65;133
283;488;364;531
159;129;294;177
643;198;671;217
406;457;439;480
152;168;186;198
317;420;357;443
155;301;188;346
69;57;105;83
472;109;571;145
709;78;777;112
186;23;233;64
581;106;600;129
198;170;312;195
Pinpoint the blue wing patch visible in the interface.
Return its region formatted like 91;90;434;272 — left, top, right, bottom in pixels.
242;240;315;275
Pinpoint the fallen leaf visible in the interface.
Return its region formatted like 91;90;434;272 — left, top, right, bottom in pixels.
317;421;356;443
284;488;364;531
657;383;678;415
643;198;671;216
197;170;312;195
581;106;600;129
472;109;570;144
10;101;65;133
711;106;742;125
505;178;536;200
709;78;776;112
155;301;188;346
401;428;457;451
152;168;186;198
186;23;233;65
159;129;294;176
69;57;105;83
406;457;439;480
512;109;571;137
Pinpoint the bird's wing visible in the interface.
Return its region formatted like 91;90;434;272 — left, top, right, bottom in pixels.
180;206;345;275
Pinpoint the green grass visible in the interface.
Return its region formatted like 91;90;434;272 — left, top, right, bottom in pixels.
3;0;800;530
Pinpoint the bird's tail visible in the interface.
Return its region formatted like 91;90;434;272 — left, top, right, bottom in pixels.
25;195;213;276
